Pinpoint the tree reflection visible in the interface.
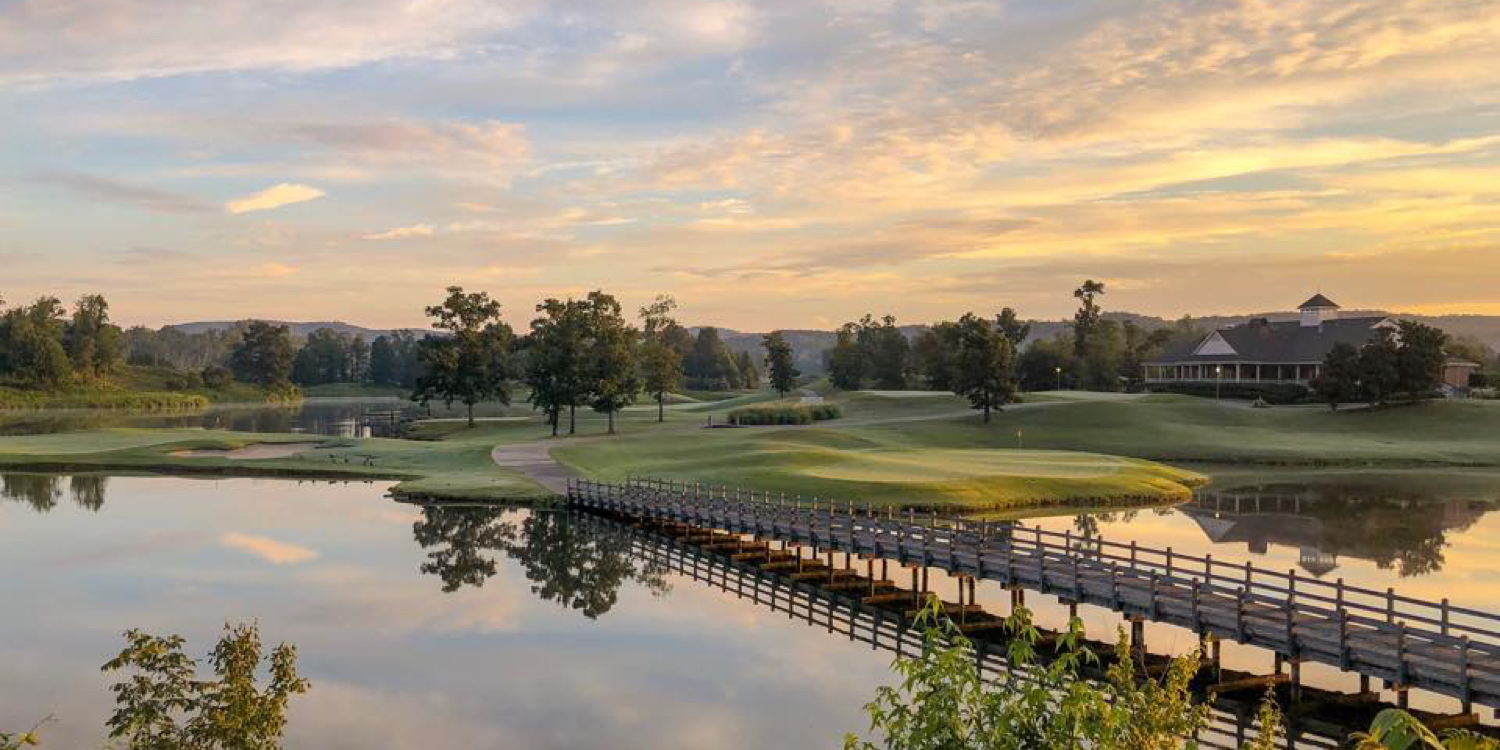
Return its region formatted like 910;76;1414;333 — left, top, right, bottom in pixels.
1;474;62;512
70;475;107;511
411;505;519;592
411;505;670;618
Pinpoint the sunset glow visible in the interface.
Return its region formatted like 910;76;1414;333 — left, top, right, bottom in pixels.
3;0;1497;327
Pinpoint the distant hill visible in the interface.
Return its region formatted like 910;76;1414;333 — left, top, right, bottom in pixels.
166;321;425;339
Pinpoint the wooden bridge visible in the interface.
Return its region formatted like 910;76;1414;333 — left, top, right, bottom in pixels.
569;477;1500;716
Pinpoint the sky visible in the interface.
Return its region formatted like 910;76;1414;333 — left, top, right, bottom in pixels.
1;0;1498;330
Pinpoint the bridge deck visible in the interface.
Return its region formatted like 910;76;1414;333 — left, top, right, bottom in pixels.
569;478;1500;713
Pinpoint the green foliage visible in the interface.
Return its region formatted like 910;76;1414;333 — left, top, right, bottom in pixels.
291;327;371;385
1072;279;1106;359
525;297;592;435
762;331;800;398
412;287;516;428
727;401;842;425
951;313;1017;423
1396;320;1449;399
229;322;295;389
101;622;309;750
844;601;1229;750
583;291;640;434
912;321;962;390
684;326;746;390
1314;342;1363;409
1352;709;1499;750
639;295;686;423
825;314;911;390
1153;381;1312;404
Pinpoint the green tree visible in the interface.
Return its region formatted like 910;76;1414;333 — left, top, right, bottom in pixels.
583;291;640;434
1017;334;1076;391
229;322;295;389
525;298;591;436
828;323;866;390
912;321;962;391
1358;330;1403;406
1395;320;1448;400
1072;279;1106;358
763;331;799;398
844;602;1235;750
102;622;309;750
369;335;400;386
952;313;1017;423
291;328;350;385
736;349;759;388
862;314;910;390
683;327;740;390
1314;343;1363;410
995;307;1031;350
639;295;685;422
0;298;73;388
411;287;515;428
66;294;122;378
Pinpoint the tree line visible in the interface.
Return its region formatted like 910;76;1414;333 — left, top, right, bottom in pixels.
1313;321;1450;409
0;293;124;388
410;287;798;430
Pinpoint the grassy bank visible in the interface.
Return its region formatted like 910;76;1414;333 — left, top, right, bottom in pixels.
0;428;551;502
553;427;1205;510
0;387;210;411
0;365;301;410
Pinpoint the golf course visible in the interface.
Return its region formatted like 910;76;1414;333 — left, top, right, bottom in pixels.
4;388;1498;512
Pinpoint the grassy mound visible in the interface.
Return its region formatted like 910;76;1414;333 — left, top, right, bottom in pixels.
553;427;1204;511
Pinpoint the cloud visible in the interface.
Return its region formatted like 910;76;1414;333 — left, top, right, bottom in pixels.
226;183;325;214
220;532;319;564
27;169;214;214
364;224;436;241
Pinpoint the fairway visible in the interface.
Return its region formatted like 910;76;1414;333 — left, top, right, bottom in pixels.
803;449;1166;483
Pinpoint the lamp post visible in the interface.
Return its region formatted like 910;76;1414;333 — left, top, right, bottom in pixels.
1055;366;1063;392
1215;365;1223;400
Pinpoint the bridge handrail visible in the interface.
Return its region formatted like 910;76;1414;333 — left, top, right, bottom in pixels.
568;477;1500;654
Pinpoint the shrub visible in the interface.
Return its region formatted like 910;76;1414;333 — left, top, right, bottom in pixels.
201;365;233;390
1147;381;1311;404
728;401;843;425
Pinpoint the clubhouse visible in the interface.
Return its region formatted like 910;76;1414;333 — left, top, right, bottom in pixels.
1144;295;1395;386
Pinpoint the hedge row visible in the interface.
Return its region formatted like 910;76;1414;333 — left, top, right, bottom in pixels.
1146;381;1312;405
728;402;843;425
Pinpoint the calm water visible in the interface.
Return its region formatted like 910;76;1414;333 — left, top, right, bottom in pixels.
0;475;893;749
5;467;1500;744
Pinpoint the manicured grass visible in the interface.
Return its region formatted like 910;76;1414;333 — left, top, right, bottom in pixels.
924;398;1500;466
0;427;552;502
552;427;1205;510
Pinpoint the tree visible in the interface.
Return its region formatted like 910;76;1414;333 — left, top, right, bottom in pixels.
911;321;962;391
291;328;351;385
1358;331;1403;406
525;298;591;436
639;296;685;423
0;304;72;388
862;314;910;390
1395;320;1448;400
735;350;759;388
102;622;309;750
828;324;865;390
684;327;739;391
763;331;799;398
66;294;122;378
411;287;515;428
229;321;294;388
1018;334;1076;391
952;312;1016;423
1072;279;1106;358
995;307;1031;350
583;291;640;434
369;335;400;386
1314;343;1363;410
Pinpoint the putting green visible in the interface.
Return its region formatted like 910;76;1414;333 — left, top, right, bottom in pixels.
802;449;1150;483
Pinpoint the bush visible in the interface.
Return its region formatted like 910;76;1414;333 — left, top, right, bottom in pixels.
1147;381;1311;404
200;365;233;390
728;401;843;425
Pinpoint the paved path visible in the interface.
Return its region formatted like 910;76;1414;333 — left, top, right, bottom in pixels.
490;442;582;495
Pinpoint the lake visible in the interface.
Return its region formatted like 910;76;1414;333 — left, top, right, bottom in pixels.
6;466;1500;746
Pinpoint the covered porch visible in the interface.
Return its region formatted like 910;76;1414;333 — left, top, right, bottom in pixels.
1144;362;1321;385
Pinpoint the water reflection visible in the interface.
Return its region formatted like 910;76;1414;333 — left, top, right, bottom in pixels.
411;505;670;617
0;473;109;512
1183;478;1496;578
0;398;510;438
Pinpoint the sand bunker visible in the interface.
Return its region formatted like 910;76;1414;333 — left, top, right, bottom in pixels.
171;443;322;460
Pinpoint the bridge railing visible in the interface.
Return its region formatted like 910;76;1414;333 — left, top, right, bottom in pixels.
571;476;1500;710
